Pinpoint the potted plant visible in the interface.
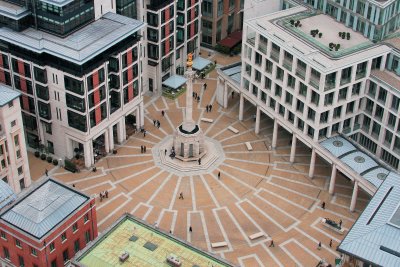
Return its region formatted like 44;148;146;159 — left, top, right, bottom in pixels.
335;44;340;51
347;32;350;40
290;19;295;26
34;151;40;158
113;149;117;154
41;154;46;160
47;156;53;163
338;32;342;37
53;159;59;166
319;32;322;38
342;32;346;39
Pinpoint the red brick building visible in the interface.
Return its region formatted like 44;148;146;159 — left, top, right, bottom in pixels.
0;177;97;267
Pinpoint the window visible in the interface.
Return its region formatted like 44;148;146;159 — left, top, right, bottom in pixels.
16;150;21;159
85;230;90;244
392;96;400;111
307;108;316;121
11;120;16;127
275;85;282;97
49;242;55;252
299;82;307;97
296;100;304;113
31;247;37;256
51;260;57;267
61;232;67;242
15;238;21;248
8;101;13;108
287;74;295;88
63;249;69;263
72;223;78;232
18;255;24;267
378;88;387;103
265;59;273;73
74;239;80;253
339;87;347;100
276;67;284;81
84;213;89;223
14;135;19;146
18;166;23;175
1;230;6;240
3;247;9;260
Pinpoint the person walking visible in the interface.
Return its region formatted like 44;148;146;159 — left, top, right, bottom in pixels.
45;169;48;176
197;96;200;103
144;146;147;153
317;241;322;250
218;172;221;179
143;130;146;137
339;219;343;228
321;201;326;209
232;91;234;98
204;83;207;90
209;104;213;111
329;239;333;248
153;119;156;126
206;105;209;112
161;110;165;116
269;240;275;247
164;149;167;155
141;145;144;153
198;158;201;165
179;192;184;199
189;226;192;233
105;190;108;198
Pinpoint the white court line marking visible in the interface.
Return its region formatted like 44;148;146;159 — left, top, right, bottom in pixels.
295;227;340;257
97;195;132;226
190;176;197;211
260;242;284;267
199;210;212;252
238;254;265;267
310;217;341;243
212;208;233;252
169;176;182;210
146;173;172;204
127;170;164;196
245;199;287;232
200;174;220;207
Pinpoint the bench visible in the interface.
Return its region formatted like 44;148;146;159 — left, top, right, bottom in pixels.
201;118;213;123
249;232;264;240
228;126;239;134
211;242;228;248
245;142;253;151
321;218;345;235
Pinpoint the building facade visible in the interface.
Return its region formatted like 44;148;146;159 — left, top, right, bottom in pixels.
0;178;97;267
0;0;146;168
201;0;244;48
0;85;30;193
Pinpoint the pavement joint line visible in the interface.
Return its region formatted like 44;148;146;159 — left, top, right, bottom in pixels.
225;151;272;154
204;112;225;135
260;242;284;267
200;174;220;208
278;238;304;267
266;180;319;201
66;169;108;184
244;199;287;232
314;206;356;222
105;159;154;172
294;227;340;258
169;176;182;210
220;168;257;191
127;169;165;196
96;192;130;211
128;136;157;145
235;202;268;238
224;157;274;166
217;127;255;143
330;197;363;213
272;166;329;180
268;174;322;189
221;162;267;179
142;205;154;221
221;138;270;148
256;188;313;212
238;254;266;267
97;195;132;226
253;193;300;223
187;211;191;243
145;130;162;141
212;208;233;252
199;210;212;252
80;181;116;192
113;165;155;184
146;173;173;204
310;217;342;243
208;174;241;202
334;192;370;202
293;238;323;263
170;210;178;234
190;176;197;211
107;154;153;158
156;209;166;228
145;114;169;136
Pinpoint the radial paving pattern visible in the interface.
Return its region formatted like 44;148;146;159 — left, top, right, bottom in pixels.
49;65;371;266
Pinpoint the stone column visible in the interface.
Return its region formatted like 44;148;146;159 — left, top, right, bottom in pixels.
309;148;316;178
84;141;93;168
104;130;110;153
139;101;145;128
239;93;244;121
223;84;228;108
117;119;125;144
272;119;278;149
255;106;261;134
290;134;297;163
109;126;115;151
329;164;337;195
350;181;359;212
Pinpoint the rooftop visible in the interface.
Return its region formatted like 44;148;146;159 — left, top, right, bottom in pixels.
0;0;30;19
0;84;20;107
0;178;89;239
219;62;242;85
370;69;400;91
39;0;74;7
73;214;234;267
246;7;391;72
338;171;400;266
320;136;389;189
0;12;145;65
0;180;16;210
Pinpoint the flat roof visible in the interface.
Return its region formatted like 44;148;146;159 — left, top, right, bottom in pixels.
219;62;242;85
0;12;145;65
0;180;16;210
162;75;187;89
192;56;212;71
320;136;387;189
0;83;20;107
0;178;89;240
246;7;391;73
73;214;234;267
370;69;400;92
338;171;400;266
39;0;74;7
0;1;30;19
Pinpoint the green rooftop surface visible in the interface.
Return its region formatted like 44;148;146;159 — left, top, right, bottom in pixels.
75;214;233;267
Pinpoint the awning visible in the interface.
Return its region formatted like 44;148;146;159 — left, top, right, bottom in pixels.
162;75;187;90
192;57;212;71
218;30;242;48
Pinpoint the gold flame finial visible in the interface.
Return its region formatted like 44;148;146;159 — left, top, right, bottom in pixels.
187;53;193;68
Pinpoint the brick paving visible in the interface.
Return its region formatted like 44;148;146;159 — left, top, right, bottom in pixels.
31;56;371;266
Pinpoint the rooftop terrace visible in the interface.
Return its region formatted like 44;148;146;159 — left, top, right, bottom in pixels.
73;214;233;267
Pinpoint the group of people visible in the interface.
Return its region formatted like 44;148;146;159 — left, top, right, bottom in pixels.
205;104;213;112
153;119;161;128
99;190;108;202
140;145;147;153
169;146;176;159
140;127;147;137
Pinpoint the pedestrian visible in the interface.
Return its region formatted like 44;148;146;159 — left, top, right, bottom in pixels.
232;91;234;98
209;104;213;111
157;120;160;128
193;92;195;98
339;219;342;227
329;239;332;248
197;96;200;103
179;192;184;199
45;169;48;176
204;83;207;90
317;241;321;250
269;240;275;247
206;105;209;112
198;158;201;165
165;149;167;155
162;110;165;116
153;119;156;126
189;226;192;232
321;201;325;209
218;171;221;179
72;184;75;188
99;192;103;202
144;146;147;153
143;130;146;137
105;190;108;198
141;145;144;153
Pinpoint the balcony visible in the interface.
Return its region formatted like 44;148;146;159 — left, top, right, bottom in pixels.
355;71;366;80
246;37;255;47
309;76;320;89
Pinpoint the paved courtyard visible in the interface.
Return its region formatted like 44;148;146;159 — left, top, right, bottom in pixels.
30;53;371;266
